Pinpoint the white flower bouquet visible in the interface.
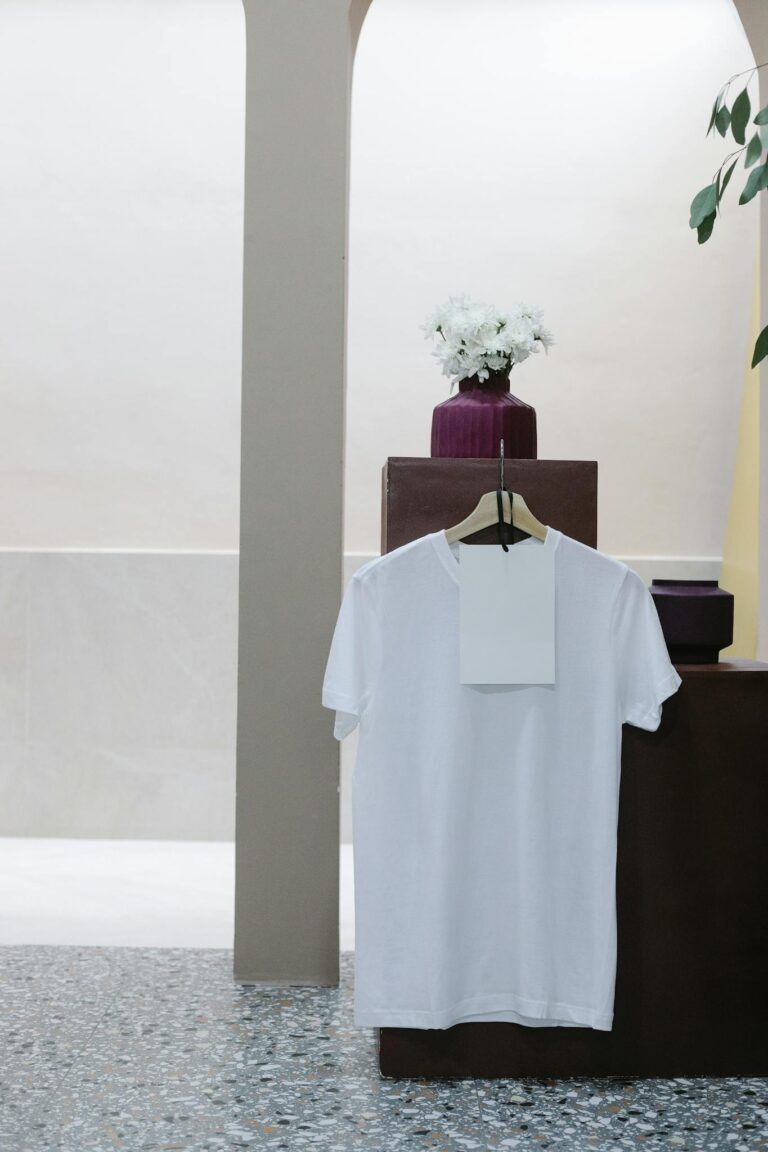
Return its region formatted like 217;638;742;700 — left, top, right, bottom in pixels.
421;294;554;391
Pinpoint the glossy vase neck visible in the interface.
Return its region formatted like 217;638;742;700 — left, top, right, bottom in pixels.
458;370;511;394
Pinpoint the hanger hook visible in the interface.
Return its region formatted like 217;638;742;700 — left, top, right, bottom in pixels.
497;438;511;550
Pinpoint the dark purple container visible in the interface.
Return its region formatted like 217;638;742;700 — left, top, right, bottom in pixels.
430;371;537;459
650;579;734;664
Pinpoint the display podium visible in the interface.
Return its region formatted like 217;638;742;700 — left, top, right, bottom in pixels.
377;457;768;1078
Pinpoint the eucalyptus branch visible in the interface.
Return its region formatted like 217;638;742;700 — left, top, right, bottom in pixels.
712;145;745;186
721;61;768;87
716;61;768;108
694;64;768;367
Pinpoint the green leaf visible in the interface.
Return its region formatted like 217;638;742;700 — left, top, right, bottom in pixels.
738;161;768;204
751;324;768;368
697;211;716;244
731;87;751;144
707;102;718;135
715;105;731;137
754;103;768;125
745;132;763;168
719;158;738;201
708;83;729;134
689;183;718;227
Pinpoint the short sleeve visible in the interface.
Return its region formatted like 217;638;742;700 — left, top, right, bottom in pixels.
610;568;682;732
322;567;382;741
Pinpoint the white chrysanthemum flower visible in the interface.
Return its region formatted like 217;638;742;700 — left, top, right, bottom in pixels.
533;323;555;351
423;295;554;389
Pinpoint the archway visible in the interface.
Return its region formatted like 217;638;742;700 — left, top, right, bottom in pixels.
235;0;766;984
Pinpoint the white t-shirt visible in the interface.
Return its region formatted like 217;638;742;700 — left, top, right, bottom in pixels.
322;527;682;1031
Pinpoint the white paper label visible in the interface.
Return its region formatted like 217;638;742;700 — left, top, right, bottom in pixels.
458;542;555;685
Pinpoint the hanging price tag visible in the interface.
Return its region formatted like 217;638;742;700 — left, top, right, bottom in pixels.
458;541;555;685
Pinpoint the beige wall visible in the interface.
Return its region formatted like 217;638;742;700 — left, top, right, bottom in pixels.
0;0;245;551
0;0;757;565
721;263;761;658
0;1;245;840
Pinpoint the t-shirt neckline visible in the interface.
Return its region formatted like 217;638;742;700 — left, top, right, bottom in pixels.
430;523;561;586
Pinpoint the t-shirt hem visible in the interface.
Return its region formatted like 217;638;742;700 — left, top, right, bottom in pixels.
354;992;613;1031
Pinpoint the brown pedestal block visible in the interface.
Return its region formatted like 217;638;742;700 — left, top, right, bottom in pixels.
381;457;598;553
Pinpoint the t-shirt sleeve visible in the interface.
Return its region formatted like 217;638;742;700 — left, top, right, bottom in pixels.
322;567;382;741
610;567;682;732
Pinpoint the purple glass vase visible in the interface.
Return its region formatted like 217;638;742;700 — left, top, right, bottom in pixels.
430;370;537;459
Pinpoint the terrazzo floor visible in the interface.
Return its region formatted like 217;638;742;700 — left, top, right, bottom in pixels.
2;945;766;1152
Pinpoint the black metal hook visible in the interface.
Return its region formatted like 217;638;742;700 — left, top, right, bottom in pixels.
496;438;512;551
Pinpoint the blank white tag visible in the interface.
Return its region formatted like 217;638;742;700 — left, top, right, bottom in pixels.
458;542;555;684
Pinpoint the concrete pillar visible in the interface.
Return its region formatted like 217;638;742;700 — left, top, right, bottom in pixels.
234;0;372;983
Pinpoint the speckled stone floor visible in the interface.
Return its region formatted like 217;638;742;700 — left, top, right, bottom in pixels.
1;947;766;1151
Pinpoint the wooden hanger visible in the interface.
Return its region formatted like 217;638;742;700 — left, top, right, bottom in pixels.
443;439;549;544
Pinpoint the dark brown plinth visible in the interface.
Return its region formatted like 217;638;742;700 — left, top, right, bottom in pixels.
377;457;768;1079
